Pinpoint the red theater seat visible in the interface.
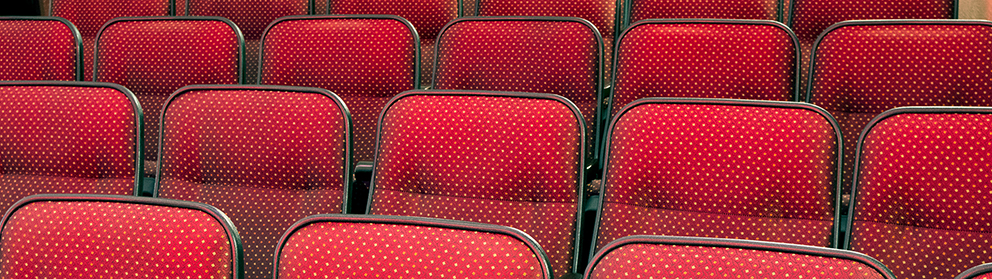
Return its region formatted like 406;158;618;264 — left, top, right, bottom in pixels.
624;0;782;27
958;264;992;279
0;17;81;81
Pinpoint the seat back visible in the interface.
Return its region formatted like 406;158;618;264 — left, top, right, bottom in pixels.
625;0;782;27
94;17;243;179
0;194;242;278
0;81;141;211
807;20;992;205
369;90;585;275
957;264;992;279
847;107;992;279
276;214;553;278
155;84;350;279
587;235;894;279
50;0;171;81
595;98;841;254
0;17;81;81
259;15;417;164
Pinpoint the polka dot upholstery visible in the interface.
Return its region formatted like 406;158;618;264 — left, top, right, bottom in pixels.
187;0;310;84
327;0;458;87
94;17;242;175
0;194;241;278
808;21;992;207
276;215;553;278
50;0;170;81
596;99;841;254
0;17;80;81
0;82;139;213
370;90;584;276
626;0;780;26
432;18;601;166
260;16;417;164
155;85;350;279
958;263;992;279
610;20;799;121
847;107;992;279
587;235;895;279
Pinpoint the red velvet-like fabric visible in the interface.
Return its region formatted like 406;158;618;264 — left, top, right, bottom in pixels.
95;19;240;165
0;19;78;81
260;17;416;163
0;200;234;278
156;88;348;279
370;93;582;276
50;0;170;81
0;85;136;211
596;102;838;252
628;0;778;24
809;23;992;203
850;111;992;279
327;0;458;86
610;22;797;119
278;220;548;278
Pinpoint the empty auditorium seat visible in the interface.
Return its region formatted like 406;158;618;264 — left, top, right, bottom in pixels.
0;81;141;212
0;17;81;81
624;0;782;27
846;106;992;279
807;20;992;207
93;16;243;183
326;0;457;86
49;0;171;81
958;264;992;279
154;85;351;279
276;214;553;278
587;235;895;279
0;194;243;278
368;90;585;276
594;98;842;255
186;0;311;84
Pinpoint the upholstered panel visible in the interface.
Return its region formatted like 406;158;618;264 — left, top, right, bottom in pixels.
0;18;79;81
627;0;779;24
957;264;992;279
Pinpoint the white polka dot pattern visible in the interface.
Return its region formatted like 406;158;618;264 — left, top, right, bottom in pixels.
260;17;416;163
156;88;348;279
0;19;78;81
50;0;170;81
611;22;797;119
597;102;838;251
0;85;136;212
0;200;234;278
850;111;992;279
278;220;548;278
370;93;582;277
628;0;778;23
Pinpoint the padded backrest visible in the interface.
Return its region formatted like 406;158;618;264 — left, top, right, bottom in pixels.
94;17;242;173
0;194;242;278
326;0;457;86
155;85;350;279
595;98;841;253
807;20;992;205
0;81;141;211
625;0;781;27
50;0;171;81
587;235;895;279
276;215;553;278
958;264;992;279
369;90;584;275
610;19;799;121
0;17;81;81
847;107;992;279
260;15;417;164
187;0;310;84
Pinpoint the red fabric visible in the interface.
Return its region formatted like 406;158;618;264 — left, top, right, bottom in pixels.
0;85;136;212
611;22;797;119
327;0;458;84
50;0;170;81
809;23;992;202
628;0;778;23
588;242;886;278
156;88;348;279
94;19;240;164
850;112;992;279
260;18;417;163
370;93;582;276
597;102;838;251
0;19;78;81
0;200;234;278
278;220;548;278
